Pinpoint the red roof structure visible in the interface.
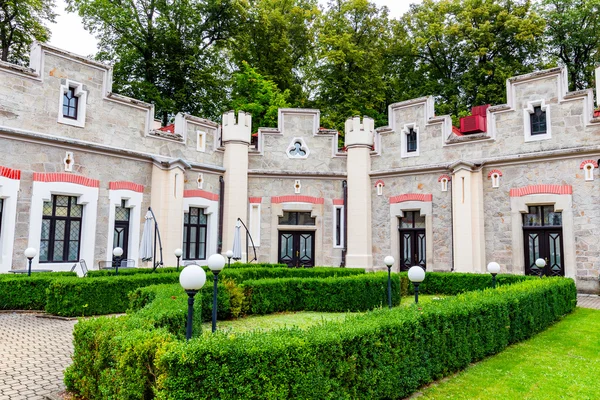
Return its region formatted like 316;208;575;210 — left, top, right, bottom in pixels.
158;124;175;133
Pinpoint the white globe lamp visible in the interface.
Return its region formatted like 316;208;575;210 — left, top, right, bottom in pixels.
487;262;500;288
179;265;206;340
407;266;426;304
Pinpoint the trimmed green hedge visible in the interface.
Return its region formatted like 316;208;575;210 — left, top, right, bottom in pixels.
404;271;535;295
65;277;576;399
86;263;288;277
245;273;400;314
0;272;77;310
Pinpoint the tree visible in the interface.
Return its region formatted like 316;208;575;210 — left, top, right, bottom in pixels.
229;61;291;133
315;0;391;130
228;0;319;105
394;0;545;120
67;0;247;124
0;0;56;64
539;0;600;91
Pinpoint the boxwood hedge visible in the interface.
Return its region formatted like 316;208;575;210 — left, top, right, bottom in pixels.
64;276;576;399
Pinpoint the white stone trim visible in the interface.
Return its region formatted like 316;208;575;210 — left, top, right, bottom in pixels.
249;203;261;247
332;205;344;248
182;197;219;265
286;137;310;159
197;173;204;189
583;163;595;181
106;190;143;267
389;201;433;272
0;177;20;272
523;99;551;142
28;181;98;274
440;178;449;192
57;79;87;128
400;123;420;158
196;130;206;152
491;173;501;188
510;194;575;279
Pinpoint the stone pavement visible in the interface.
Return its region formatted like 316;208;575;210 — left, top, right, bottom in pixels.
0;313;76;400
577;294;600;310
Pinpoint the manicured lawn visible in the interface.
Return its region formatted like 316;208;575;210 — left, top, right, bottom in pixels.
416;307;600;400
202;294;445;333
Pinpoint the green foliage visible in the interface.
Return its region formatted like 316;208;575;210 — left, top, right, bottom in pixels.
155;278;576;399
538;0;600;91
45;274;180;316
0;0;56;64
230;61;291;132
244;272;400;314
0;275;61;310
86;267;181;277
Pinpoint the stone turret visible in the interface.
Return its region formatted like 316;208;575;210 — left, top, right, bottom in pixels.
221;111;251;256
344;116;374;268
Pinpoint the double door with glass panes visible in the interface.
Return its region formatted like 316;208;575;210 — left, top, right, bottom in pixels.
523;205;564;276
399;211;426;271
277;211;315;267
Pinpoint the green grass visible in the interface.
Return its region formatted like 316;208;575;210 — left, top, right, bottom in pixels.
201;294;445;333
416;307;600;400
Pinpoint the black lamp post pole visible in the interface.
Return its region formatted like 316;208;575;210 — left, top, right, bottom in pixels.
27;258;33;276
414;282;420;304
387;265;392;309
228;256;231;269
176;256;181;271
212;271;220;333
492;273;497;289
185;290;197;340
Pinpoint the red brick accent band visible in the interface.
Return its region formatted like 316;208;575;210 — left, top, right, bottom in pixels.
33;172;99;188
271;195;325;204
109;181;144;193
509;184;572;197
437;174;451;182
579;159;599;169
332;199;344;205
184;189;219;201
249;197;262;203
0;166;21;180
487;169;503;178
389;193;433;204
374;179;385;187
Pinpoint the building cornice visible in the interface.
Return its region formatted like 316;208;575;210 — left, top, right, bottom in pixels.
248;170;346;180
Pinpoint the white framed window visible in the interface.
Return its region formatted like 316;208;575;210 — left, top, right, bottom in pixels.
249;203;261;246
524;99;551;142
400;123;420;158
182;197;218;265
333;205;345;248
196;130;206;152
57;80;87;128
286;137;310;159
0;174;20;273
106;189;143;266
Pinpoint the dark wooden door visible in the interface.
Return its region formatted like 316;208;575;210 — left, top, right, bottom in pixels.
278;231;315;267
113;220;129;261
523;205;564;276
399;211;426;271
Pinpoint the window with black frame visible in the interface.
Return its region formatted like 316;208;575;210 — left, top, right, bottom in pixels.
278;211;315;225
40;195;82;263
183;207;208;260
113;200;130;261
63;87;78;119
0;198;3;239
399;211;426;271
407;128;417;152
530;106;547;135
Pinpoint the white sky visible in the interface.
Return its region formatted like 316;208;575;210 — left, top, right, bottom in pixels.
49;0;423;57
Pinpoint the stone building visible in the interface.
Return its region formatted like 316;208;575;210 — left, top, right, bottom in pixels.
0;43;599;293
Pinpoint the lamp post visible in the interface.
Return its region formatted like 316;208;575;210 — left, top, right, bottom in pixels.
407;266;425;304
535;258;546;278
179;265;206;340
207;253;226;333
226;250;233;269
24;248;37;276
174;248;183;271
487;262;500;288
384;255;395;309
112;247;123;275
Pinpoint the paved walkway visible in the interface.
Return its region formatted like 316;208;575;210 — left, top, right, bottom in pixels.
0;295;598;399
0;313;76;400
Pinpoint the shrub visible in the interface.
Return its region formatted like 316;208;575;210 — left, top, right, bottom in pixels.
244;273;401;314
155;278;576;399
0;273;75;310
45;274;180;316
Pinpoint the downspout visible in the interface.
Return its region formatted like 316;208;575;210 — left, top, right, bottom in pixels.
217;176;224;254
341;180;348;267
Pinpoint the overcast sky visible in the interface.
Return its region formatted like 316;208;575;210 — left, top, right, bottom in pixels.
49;0;423;57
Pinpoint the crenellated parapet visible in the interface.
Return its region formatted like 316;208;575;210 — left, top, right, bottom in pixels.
344;116;374;149
222;110;252;144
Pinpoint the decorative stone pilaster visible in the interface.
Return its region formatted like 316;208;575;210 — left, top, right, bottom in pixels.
221;111;251;257
344;116;374;268
450;161;486;273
